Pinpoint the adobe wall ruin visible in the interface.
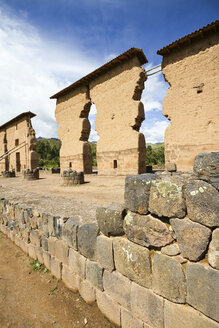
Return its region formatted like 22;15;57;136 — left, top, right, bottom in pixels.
158;22;219;171
55;86;92;173
90;56;146;175
0;112;39;173
0;151;218;328
51;48;147;175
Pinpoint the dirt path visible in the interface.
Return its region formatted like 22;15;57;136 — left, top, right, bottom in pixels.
0;231;115;328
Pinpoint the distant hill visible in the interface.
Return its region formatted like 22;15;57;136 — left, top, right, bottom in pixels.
37;137;61;148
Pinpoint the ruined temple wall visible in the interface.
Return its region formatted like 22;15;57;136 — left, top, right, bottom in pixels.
162;31;219;171
0;151;218;328
90;57;146;175
6;120;28;171
0;118;38;172
55;86;92;173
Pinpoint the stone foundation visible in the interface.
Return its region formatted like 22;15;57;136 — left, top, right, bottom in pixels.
1;170;16;178
0;151;218;327
62;170;84;185
23;168;39;180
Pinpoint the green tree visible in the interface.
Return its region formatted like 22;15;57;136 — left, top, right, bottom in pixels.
36;139;61;167
146;144;165;165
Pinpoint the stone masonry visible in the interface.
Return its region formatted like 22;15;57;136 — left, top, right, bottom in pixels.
157;21;219;171
0;150;218;327
51;48;147;175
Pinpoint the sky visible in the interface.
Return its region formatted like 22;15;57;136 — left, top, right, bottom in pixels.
0;0;218;144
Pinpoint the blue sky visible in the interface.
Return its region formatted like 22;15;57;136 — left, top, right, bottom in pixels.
0;0;218;143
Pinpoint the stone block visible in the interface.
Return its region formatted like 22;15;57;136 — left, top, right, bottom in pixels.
161;243;180;256
48;214;60;236
36;247;44;264
131;282;164;328
39;213;49;237
28;244;37;260
165;163;177;172
113;237;151;288
149;177;186;218
103;270;131;309
97;235;115;271
96;203;125;236
62;217;80;250
121;308;144;328
68;248;86;278
20;240;28;253
186;262;219;322
55;239;69;265
48;236;57;256
29;230;41;247
185;180;219;227
51;256;62;279
124;212;173;248
96;290;121;327
41;237;48;251
21;227;30;243
62;264;79;292
164;300;219;328
43;251;51;271
77;223;99;260
170;218;211;261
208;228;219;269
152;252;186;303
30;216;38;230
86;259;103;290
79;278;96;304
124;174;157;214
193;151;219;190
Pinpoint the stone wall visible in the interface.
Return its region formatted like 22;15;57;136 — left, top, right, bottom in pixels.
0;151;218;328
160;27;219;172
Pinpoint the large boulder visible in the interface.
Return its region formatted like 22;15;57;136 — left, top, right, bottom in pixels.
77;223;99;260
170;218;211;261
208;228;219;269
124;212;173;248
185;180;219;227
113;237;151;288
96;203;125;236
149;177;186;218
193;151;219;190
124;174;157;214
186;262;219;322
152;253;187;303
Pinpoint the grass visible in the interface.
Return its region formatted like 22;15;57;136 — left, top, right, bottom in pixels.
48;286;57;296
29;260;48;273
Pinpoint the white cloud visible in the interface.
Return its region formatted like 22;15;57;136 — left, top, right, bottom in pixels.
0;6;169;144
142;64;168;113
141;120;169;144
0;7;98;138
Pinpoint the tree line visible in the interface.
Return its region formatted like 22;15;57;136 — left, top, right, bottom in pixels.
37;139;164;168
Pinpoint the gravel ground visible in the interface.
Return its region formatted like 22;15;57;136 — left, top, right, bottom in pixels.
0;174;125;224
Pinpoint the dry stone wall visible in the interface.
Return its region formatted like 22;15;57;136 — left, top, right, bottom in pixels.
0;151;218;328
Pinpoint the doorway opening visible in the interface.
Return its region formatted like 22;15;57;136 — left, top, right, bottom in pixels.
16;152;21;172
88;103;99;172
